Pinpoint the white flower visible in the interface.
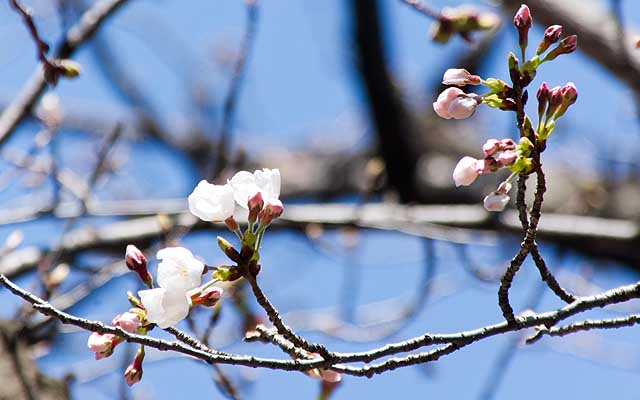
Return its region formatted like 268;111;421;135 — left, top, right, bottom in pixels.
453;156;479;187
484;192;510;212
229;168;281;209
188;181;235;221
138;247;205;328
442;68;480;86
138;288;191;329
156;247;204;293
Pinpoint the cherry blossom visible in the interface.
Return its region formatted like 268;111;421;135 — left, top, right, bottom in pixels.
188;181;235;222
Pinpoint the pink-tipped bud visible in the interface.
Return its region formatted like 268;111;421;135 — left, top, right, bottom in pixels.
499;138;517;150
247;191;264;224
190;286;223;307
537;81;549;117
561;82;578;105
475;157;501;174
87;332;118;360
452;156;479;187
112;312;142;333
536;25;562;55
544;34;577;61
514;5;532;50
496;150;518;165
259;199;284;225
224;216;239;232
545;86;563;118
124;349;144;386
484;192;510;212
442;68;481;86
125;245;152;288
448;94;481;119
482;139;501;156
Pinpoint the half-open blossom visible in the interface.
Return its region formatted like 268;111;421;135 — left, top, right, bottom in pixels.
484;192;510;212
229;168;281;209
448;94;480;119
188;181;235;222
442;68;480;86
138;288;191;329
156;247;204;293
453;156;479;187
87;332;118;359
112;311;142;333
433;87;464;119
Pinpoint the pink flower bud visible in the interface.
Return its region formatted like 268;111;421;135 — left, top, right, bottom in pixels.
545;86;563;118
433;87;464;119
496;150;518;165
537;81;549;117
112;311;142;333
452;156;479;187
544;34;578;61
124;351;144;386
190;286;224;307
561;82;578;105
442;68;481;86
544;25;563;44
259;199;284;225
484;192;510;212
513;4;532;50
513;4;532;30
247;191;264;224
482;139;501;156
125;245;152;288
448;94;480;119
500;138;517;150
87;332;118;359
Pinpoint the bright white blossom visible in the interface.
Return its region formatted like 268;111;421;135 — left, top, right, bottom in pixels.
229;168;281;209
138;288;191;329
138;247;205;328
156;247;204;293
484;192;510;212
453;156;479;187
188;181;235;221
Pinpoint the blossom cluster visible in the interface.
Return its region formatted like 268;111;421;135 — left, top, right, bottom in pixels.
435;4;578;212
87;168;285;387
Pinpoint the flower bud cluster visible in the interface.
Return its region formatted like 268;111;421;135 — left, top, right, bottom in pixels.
438;4;578;212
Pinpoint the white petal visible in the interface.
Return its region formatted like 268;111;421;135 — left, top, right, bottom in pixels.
254;168;281;201
188;181;235;221
139;288;167;325
229;170;259;209
156;247;203;292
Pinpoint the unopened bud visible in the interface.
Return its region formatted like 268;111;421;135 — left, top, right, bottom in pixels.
536;25;562;55
224;216;239;232
259;199;284;225
247;191;264;224
554;82;578;118
545;86;563;119
508;52;520;83
543;34;577;61
125;245;152;288
217;236;240;262
536;82;549;118
513;5;532;51
190;286;223;307
124;347;145;386
482;139;501;156
442;68;481;86
484;191;510;212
